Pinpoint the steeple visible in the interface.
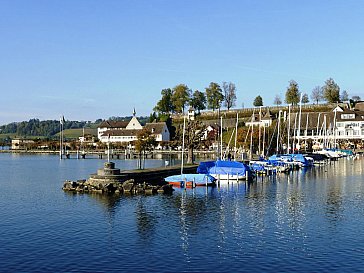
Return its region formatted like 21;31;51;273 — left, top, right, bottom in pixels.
133;107;136;117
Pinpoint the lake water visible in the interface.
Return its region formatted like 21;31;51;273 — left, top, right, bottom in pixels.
1;153;364;272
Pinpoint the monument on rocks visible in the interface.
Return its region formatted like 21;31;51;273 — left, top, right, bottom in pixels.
62;161;174;195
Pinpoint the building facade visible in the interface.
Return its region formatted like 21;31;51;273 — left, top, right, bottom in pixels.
98;111;170;145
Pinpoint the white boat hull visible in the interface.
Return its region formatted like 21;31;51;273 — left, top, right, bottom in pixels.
211;174;247;182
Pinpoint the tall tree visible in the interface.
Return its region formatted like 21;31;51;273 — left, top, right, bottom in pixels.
285;80;300;105
154;88;174;114
135;128;157;169
222;81;237;110
205;82;224;112
190;90;206;114
322;78;340;103
175;119;206;164
172;84;191;114
301;93;309;104
253;95;263;107
310;86;324;104
341;90;349;101
273;95;282;106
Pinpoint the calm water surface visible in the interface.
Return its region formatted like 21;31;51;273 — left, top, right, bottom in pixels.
1;153;364;272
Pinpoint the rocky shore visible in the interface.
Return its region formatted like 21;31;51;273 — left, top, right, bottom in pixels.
62;179;174;195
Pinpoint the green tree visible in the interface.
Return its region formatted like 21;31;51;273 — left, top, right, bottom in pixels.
154;88;174;114
205;82;224;112
273;95;282;106
222;81;237;110
285;80;300;105
341;90;349;101
135;128;157;169
311;86;323;104
322;78;340;103
301;93;309;104
190;90;206;114
172;84;191;114
253;95;263;106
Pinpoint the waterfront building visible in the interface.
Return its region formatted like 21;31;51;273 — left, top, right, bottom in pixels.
98;110;170;145
11;138;35;150
289;105;364;149
245;107;275;127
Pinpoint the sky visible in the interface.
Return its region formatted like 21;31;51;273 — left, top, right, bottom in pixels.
1;0;364;125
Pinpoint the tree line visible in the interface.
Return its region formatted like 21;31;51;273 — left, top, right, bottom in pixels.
0;119;89;137
153;82;237;115
254;78;361;107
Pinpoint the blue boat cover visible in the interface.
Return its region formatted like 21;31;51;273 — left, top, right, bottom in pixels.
269;154;310;166
197;161;216;174
198;160;251;176
164;173;215;183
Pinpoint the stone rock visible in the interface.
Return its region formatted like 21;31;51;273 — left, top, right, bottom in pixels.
122;179;135;193
160;184;174;194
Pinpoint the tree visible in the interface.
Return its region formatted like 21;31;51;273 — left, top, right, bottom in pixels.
135;128;157;168
190;90;206;114
301;93;309;104
253;95;263;107
171;84;191;114
205;82;224;112
341;90;349;101
175;119;206;164
352;95;361;101
285;80;300;105
222;81;237;110
273;95;282;106
322;78;340;103
311;86;324;104
154;88;174;114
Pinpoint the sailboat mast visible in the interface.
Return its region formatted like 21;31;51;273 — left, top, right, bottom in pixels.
59;116;62;160
333;109;337;148
220;116;223;159
181;116;186;176
258;107;262;155
276;110;281;153
234;112;238;160
297;93;303;152
305;113;309;151
262;124;266;157
287;105;291;153
249;109;255;160
293;112;298;151
316;113;321;147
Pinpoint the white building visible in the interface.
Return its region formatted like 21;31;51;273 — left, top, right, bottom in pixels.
245;108;275;127
98;110;170;144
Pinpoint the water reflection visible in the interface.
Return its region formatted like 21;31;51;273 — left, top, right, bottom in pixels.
61;158;364;264
135;196;157;243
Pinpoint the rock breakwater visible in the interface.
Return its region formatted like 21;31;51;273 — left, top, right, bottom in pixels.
62;161;174;195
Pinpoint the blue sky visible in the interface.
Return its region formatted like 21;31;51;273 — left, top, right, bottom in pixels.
1;0;363;125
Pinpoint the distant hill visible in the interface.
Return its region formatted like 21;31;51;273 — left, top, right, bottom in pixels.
57;128;98;139
0;119;90;138
0;115;149;139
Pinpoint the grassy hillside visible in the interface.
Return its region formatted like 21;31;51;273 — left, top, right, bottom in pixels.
55;128;98;139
